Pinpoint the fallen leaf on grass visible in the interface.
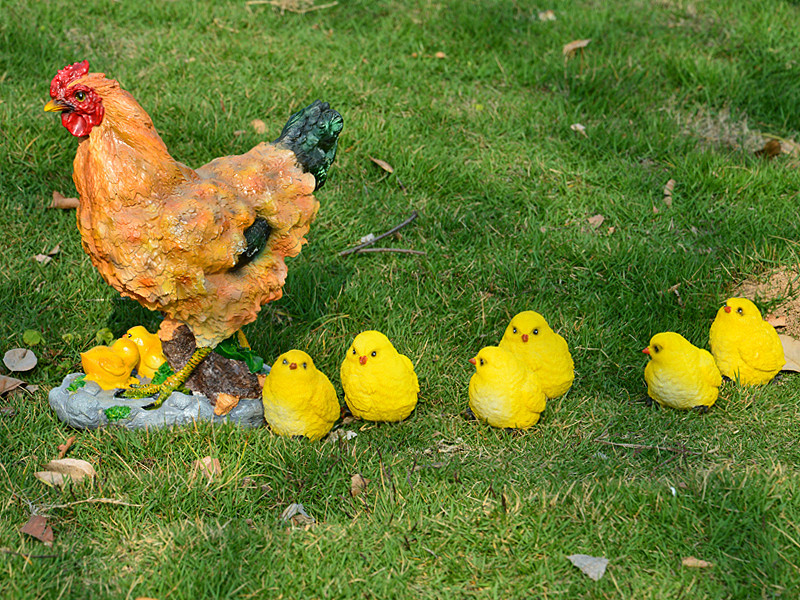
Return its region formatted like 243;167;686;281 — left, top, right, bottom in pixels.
779;334;800;372
57;436;76;459
563;39;591;58
434;51;447;59
35;471;66;487
369;157;394;173
568;554;608;581
587;214;605;229
49;191;79;209
192;456;222;481
327;429;357;442
250;119;267;134
35;458;96;487
663;178;676;208
23;330;43;346
0;375;25;395
682;556;713;568
3;348;37;372
350;473;369;497
766;314;787;328
538;9;556;21
280;503;316;526
570;123;588;137
20;515;54;547
33;245;61;265
755;139;782;159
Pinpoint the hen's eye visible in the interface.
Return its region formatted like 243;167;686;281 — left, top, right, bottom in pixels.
282;358;288;365
302;362;307;369
737;307;743;315
371;351;377;357
75;90;86;102
533;328;539;335
512;327;517;334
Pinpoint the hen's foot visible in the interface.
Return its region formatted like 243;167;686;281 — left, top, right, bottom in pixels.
118;347;212;410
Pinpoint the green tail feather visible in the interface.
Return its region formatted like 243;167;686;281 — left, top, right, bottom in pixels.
275;100;343;190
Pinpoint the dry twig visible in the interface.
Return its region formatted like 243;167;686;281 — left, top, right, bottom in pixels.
593;438;701;455
339;211;419;256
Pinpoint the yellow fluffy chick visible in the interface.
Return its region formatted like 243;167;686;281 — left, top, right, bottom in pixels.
468;346;546;429
124;326;167;379
498;310;574;398
340;331;419;422
262;350;340;441
709;297;784;385
642;332;722;411
81;338;140;390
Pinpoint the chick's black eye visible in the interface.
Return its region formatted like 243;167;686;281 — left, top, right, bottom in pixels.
352;348;356;355
512;327;517;334
533;329;539;335
479;358;484;366
654;345;660;353
302;362;307;369
75;91;86;102
737;308;743;315
371;351;377;357
282;358;288;365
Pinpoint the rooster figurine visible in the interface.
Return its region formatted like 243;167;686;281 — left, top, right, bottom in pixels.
46;61;343;408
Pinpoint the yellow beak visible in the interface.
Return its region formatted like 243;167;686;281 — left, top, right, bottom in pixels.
44;99;68;113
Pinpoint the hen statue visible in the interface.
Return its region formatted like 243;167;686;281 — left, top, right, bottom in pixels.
46;61;343;409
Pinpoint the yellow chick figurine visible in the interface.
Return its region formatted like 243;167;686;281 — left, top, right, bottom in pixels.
642;332;722;412
262;350;340;441
340;331;419;422
498;310;574;398
468;346;546;429
124;326;167;379
709;297;784;385
81;338;141;390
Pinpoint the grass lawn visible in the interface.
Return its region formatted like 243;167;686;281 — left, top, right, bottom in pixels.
3;0;800;597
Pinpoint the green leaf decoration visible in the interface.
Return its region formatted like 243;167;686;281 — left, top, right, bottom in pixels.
67;374;86;392
95;328;114;345
150;361;174;386
23;330;43;346
104;406;132;422
214;335;264;374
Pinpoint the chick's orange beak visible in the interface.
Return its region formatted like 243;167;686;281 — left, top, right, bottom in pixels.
44;99;69;113
469;357;476;365
642;347;650;354
521;334;529;342
289;362;297;370
724;305;732;313
359;355;367;366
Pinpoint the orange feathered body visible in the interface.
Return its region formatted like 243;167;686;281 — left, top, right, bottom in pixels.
70;74;317;347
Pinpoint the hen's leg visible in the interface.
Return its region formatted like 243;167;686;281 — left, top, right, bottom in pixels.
119;347;212;409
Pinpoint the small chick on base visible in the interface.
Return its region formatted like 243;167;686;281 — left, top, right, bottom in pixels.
709;298;784;385
468;346;546;429
643;332;722;412
340;331;419;422
125;326;167;379
499;310;574;398
262;350;339;441
81;338;141;390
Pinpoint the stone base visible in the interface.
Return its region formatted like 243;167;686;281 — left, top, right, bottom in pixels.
49;373;265;430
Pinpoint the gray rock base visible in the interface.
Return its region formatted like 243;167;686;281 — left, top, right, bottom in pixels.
49;373;265;430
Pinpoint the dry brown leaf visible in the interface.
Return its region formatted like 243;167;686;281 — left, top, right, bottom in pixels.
250;119;267;134
434;51;447;59
192;456;222;481
350;473;369;497
663;179;676;196
538;9;556;21
767;314;787;328
570;123;588;137
214;393;240;416
563;38;591;58
682;556;713;568
3;348;37;372
20;515;54;547
45;458;96;482
587;214;605;229
779;334;800;372
567;554;608;580
369;157;394;174
35;471;66;488
0;375;24;395
49;191;79;209
755;139;782;159
34;254;52;265
280;503;316;526
57;436;76;459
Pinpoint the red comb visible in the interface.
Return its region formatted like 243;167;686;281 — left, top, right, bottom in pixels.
50;60;90;98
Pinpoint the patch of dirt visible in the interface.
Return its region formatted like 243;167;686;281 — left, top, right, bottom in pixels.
734;267;800;337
